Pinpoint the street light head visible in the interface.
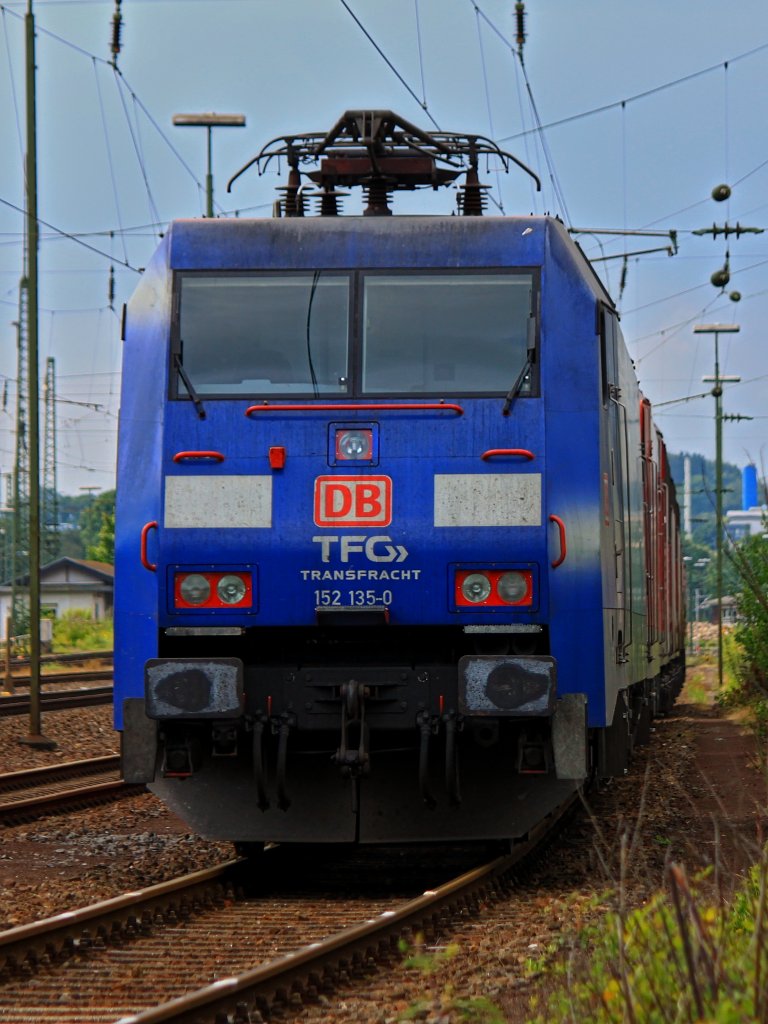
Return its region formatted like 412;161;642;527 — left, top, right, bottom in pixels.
693;323;740;334
172;113;246;127
172;112;247;219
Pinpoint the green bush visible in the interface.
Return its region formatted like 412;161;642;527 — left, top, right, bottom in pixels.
530;857;768;1023
52;609;113;653
721;533;768;749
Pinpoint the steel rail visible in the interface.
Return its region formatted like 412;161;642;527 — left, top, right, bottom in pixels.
0;756;137;825
4;669;112;687
0;684;113;715
0;778;140;825
0;861;239;975
8;650;113;668
0;754;120;791
119;796;576;1024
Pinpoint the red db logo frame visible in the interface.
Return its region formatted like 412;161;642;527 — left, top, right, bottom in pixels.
314;476;392;527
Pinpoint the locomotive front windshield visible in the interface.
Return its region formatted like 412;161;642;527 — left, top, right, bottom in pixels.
174;270;535;398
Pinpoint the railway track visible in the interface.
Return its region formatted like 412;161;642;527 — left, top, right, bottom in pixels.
0;755;139;825
2;649;113;691
0;682;113;715
2;668;112;688
0;796;575;1022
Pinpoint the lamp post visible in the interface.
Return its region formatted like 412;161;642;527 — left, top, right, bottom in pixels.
683;556;693;653
694;323;740;690
693;557;710;652
172;113;246;218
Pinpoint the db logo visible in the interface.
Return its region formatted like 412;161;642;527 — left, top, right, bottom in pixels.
314;476;392;527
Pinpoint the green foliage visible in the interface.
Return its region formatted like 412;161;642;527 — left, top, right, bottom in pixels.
89;508;115;564
720;531;768;746
78;489;115;564
530;858;768;1023
52;609;113;652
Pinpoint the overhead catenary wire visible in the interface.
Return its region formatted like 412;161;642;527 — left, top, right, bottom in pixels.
467;0;572;225
1;6;23;158
1;1;766;490
337;0;440;129
92;57;129;264
0;195;142;270
497;40;768;145
413;0;428;110
112;68;163;228
473;4;505;214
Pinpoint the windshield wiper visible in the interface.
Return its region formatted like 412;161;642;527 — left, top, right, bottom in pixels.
502;312;536;417
502;351;533;417
306;270;321;398
174;351;207;420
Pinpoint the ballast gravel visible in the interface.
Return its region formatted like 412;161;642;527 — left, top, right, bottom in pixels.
0;668;765;1023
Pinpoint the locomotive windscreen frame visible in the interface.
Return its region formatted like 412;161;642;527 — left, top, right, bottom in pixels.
172;269;537;400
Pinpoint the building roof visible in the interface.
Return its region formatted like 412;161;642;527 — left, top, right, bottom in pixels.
0;557;114;591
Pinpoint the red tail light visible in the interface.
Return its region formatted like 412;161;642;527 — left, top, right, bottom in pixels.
455;569;533;607
174;571;252;609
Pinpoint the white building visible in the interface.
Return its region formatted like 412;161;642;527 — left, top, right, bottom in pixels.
725;506;767;542
0;558;114;641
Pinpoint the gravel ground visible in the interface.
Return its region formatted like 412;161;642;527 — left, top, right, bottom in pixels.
0;702;119;771
0;664;766;1022
0;705;233;929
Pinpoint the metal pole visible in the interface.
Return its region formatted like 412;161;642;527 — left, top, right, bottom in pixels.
171;114;245;219
695;322;739;692
3;616;13;694
713;331;724;692
22;0;54;749
205;125;214;218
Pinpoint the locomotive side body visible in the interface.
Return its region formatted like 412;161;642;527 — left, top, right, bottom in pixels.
115;214;684;844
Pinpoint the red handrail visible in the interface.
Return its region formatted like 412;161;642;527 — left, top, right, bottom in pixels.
480;448;535;461
549;514;567;568
173;451;226;463
245;402;464;417
140;521;158;572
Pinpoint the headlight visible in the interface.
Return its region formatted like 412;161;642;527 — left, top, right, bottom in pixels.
455;567;534;608
336;428;373;461
498;571;529;604
174;571;252;609
461;573;492;603
179;573;211;605
217;574;247;605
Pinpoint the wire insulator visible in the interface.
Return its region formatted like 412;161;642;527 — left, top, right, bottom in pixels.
515;2;526;58
111;0;123;63
108;265;115;309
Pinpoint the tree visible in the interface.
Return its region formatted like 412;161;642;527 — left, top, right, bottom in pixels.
78;489;115;564
733;533;768;692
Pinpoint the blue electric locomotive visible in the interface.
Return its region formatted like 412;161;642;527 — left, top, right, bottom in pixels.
115;111;685;845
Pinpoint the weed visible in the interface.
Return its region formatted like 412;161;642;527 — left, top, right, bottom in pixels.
529;851;768;1023
52;608;113;653
398;935;506;1023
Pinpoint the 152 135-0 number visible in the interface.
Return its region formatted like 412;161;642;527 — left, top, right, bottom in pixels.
314;589;393;607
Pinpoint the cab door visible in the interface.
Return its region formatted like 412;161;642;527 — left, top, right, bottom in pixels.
600;307;630;663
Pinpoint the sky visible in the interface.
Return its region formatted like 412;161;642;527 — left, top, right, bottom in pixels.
1;0;767;497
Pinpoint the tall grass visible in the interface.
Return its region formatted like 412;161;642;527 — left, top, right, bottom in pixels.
52;609;113;653
529;849;768;1023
